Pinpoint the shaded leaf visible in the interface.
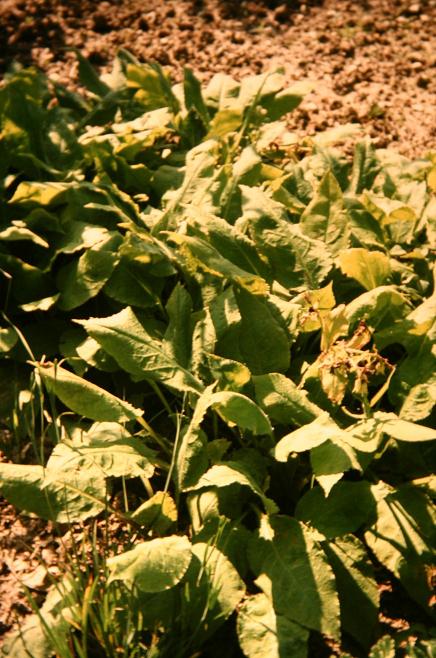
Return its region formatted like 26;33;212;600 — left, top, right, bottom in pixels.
296;481;376;538
237;593;308;658
323;535;379;649
249;516;340;639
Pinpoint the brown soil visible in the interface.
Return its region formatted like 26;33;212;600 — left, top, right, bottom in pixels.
0;498;60;638
0;0;435;157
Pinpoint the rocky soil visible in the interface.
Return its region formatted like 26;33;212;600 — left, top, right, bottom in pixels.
0;0;435;156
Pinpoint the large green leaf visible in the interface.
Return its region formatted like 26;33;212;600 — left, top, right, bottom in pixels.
183;68;210;128
176;386;272;491
0;253;54;304
339;248;391;291
323;535;379;649
184;207;270;280
163;284;193;369
365;483;436;614
241;186;332;289
234;288;290;375
253;373;321;427
345;285;410;328
57;237;121;310
295;481;376;538
209;390;273;435
348;138;380;194
182;542;246;640
77;307;203;394
237;593;309;658
300;170;350;256
187;462;277;514
38;363;142;422
273;413;345;460
0;463;105;522
166;231;267;295
45;435;155;481
131;491;177;533
107;535;192;592
248;516;340;639
372;412;436;442
175;385;214;491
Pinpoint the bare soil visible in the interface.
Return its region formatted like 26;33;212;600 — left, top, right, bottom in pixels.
0;0;435;648
0;0;435;156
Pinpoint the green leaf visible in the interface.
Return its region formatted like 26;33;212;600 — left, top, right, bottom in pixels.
187;462;278;514
177;542;245;644
339;248;391;291
241;186;332;288
262;80;313;121
126;61;179;113
369;635;396;658
273;413;345;460
184;68;210;128
234;288;290;375
0;221;49;248
399;378;436;422
77;307;203;394
73;49;111;97
107;535;192;592
310;439;361;494
20;294;60;312
210;390;272;435
38;362;142;422
175;385;215;491
207;108;243;138
9;181;69;207
348;138;380;194
295;481;376;538
249;516;340;639
365;483;436;614
345;285;409;328
0;327;18;352
253;373;321;427
45;436;155;481
206;354;251;392
300;171;350;256
57;237;121;310
131;491;177;533
373;412;436;442
0;463;105;522
0;253;54;304
323;535;379;649
184;207;270;281
237;593;309;658
167;232;267;295
163;284;193;369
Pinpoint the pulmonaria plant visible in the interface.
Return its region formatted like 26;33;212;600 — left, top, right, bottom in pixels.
0;51;435;658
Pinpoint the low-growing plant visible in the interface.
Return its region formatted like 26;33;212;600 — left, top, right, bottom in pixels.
0;51;435;657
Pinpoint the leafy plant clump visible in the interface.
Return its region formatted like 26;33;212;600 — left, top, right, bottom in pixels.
0;51;435;658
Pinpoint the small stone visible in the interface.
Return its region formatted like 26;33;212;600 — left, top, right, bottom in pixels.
21;564;49;590
417;75;429;88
